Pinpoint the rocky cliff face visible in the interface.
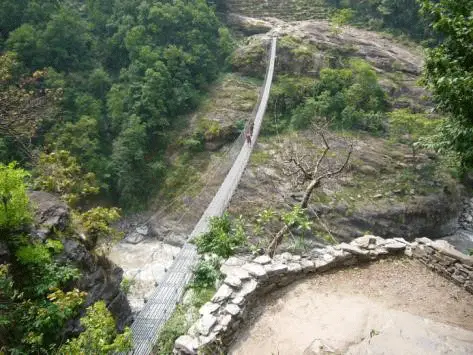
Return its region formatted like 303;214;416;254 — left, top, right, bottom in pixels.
28;191;133;332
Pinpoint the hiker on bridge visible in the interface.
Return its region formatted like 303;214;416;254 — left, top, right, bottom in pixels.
246;122;254;145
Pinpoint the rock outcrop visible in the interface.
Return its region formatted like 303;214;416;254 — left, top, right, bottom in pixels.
29;191;133;332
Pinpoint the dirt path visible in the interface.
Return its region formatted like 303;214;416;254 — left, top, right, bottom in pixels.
230;258;473;355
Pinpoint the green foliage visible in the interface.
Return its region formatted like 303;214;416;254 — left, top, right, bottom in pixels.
194;213;247;258
78;206;121;248
154;305;189;355
120;277;135;295
191;256;223;290
290;60;387;132
0;162;31;232
111;115;154;210
1;0;232;210
33;150;100;207
330;8;355;34
420;0;473;171
59;301;132;354
1;237;84;354
327;0;430;40
282;205;313;231
389;109;441;156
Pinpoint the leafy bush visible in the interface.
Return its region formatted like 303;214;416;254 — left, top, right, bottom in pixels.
389;109;440;157
289;60;387;133
0;162;31;232
191;256;223;290
78;206;121;249
59;301;132;354
33;150;99;207
194;213;247;258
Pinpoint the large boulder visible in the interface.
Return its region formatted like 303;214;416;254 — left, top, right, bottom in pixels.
59;239;133;332
26;191;132;332
28;191;69;239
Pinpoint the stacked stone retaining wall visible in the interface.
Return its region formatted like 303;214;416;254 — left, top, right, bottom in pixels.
174;236;473;354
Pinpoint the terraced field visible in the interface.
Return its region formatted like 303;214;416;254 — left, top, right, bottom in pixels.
226;0;330;21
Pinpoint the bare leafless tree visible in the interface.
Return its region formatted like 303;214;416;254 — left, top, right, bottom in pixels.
267;126;353;257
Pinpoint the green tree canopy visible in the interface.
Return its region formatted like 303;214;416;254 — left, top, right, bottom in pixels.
420;0;473;170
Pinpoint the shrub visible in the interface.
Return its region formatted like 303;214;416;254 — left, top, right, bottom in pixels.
33;150;99;207
0;162;31;233
59;301;132;354
194;213;247;258
191;256;223;290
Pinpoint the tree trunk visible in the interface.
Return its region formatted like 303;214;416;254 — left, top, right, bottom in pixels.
267;224;289;257
301;179;320;208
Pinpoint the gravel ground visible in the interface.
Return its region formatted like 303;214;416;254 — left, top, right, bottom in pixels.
230;258;473;354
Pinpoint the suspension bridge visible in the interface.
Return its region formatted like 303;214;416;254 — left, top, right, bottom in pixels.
131;36;277;354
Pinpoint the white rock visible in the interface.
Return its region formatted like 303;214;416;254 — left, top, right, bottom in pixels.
384;241;407;251
300;259;315;272
281;252;293;261
199;302;220;316
287;262;302;273
175;335;198;354
224;275;242;288
339;242;369;256
196;314;217;336
136;225;149;235
231;296;245;306
220;314;232;327
253;255;272;264
322;253;335;263
235;279;258;298
212;284;233;303
226;267;251;280
264;263;288;275
223;256;246;267
242;262;268;279
225;304;241;316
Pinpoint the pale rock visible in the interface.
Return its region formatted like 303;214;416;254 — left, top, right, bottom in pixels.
136;225;149;235
291;255;302;261
212;284;233;303
322;253;335;263
280;252;293;261
384;241;406;251
235;279;258;298
300;259;315;272
199;302;220;316
287;262;302;273
264;263;288;276
224;275;242;289
227;267;251;280
223;256;246;267
220;314;233;328
242;262;268;279
175;335;198;354
225;304;241;316
253;255;272;264
339;242;369;256
196;314;217;336
416;237;433;245
231;296;246;306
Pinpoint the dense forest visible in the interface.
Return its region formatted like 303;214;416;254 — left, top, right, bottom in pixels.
0;0;232;210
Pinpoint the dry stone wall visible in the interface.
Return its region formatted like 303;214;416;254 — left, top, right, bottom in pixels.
174;236;473;354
